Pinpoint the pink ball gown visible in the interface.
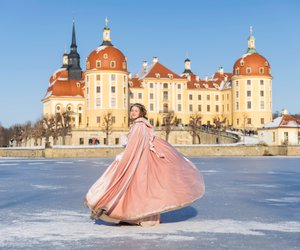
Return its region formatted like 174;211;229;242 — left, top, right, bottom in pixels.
85;117;205;227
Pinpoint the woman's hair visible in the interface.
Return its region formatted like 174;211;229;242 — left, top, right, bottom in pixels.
130;103;148;120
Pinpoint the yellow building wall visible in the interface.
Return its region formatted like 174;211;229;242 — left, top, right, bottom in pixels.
84;70;129;129
232;76;272;129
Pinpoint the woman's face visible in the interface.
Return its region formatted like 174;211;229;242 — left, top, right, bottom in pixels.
130;106;141;119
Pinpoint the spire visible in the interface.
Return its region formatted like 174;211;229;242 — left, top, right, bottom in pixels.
183;56;192;74
70;20;77;53
101;18;113;46
247;26;256;53
68;20;82;80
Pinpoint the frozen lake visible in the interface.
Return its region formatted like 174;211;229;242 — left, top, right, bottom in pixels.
0;157;300;250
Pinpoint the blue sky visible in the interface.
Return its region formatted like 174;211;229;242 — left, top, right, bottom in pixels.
0;0;299;127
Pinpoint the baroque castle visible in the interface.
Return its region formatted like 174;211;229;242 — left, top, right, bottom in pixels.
42;21;272;145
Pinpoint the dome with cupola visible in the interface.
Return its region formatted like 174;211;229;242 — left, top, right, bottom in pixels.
86;20;127;72
233;27;271;77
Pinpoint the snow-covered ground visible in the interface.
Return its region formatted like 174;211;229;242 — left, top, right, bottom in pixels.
0;157;300;249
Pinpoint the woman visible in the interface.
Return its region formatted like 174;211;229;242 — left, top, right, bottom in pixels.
85;103;205;227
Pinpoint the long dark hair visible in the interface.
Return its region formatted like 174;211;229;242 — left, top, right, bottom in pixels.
130;103;148;120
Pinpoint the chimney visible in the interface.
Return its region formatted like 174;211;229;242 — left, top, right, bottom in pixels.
152;57;158;63
219;67;224;75
143;61;148;70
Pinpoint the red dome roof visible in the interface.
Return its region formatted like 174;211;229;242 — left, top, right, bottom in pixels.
86;45;127;71
43;69;85;100
233;53;271;76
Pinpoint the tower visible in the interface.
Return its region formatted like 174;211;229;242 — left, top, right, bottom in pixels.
231;27;272;130
68;21;82;80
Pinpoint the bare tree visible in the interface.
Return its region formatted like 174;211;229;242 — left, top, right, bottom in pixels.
0;124;8;147
213;116;227;144
32;118;45;146
21;121;32;146
160;111;177;142
10;124;23;146
59;111;72;145
102;111;113;145
189;113;202;144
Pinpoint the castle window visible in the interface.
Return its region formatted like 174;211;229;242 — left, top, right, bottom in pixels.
67;106;72;111
261;118;265;124
103;53;108;59
246;67;251;74
177;94;181;100
130;92;134;98
149;83;154;88
198;105;201;112
122;61;127;70
56;106;61;112
96;74;101;81
260;101;265;109
163;91;168;100
96;98;101;107
97;116;100;123
259;67;264;74
198;95;201;100
96;60;101;68
247;118;252;125
247;80;251;86
235;68;240;75
111;86;116;93
150;93;154;99
177;84;181;89
97;86;101;93
150;103;154;111
168;74;173;79
260;90;264;97
138;93;142;99
207;105;210;112
237;118;239;125
236;102;239;110
78;106;82;112
86;62;90;70
207;95;210;101
112;116;116;123
215;105;219;112
189;94;193;100
265;61;269;66
178;104;182;112
163;83;168;88
189;104;193;112
110;61;116;68
236;91;239;98
155;73;160;79
111;97;116;107
236;80;239;87
247;101;252;109
260;80;264;85
240;61;244;66
111;74;116;81
215;95;219;101
247;91;251;97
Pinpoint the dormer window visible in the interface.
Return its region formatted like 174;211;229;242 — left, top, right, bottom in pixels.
103;53;108;59
56;105;61;113
96;60;101;68
235;67;240;75
265;61;269;66
110;61;116;68
259;67;264;74
122;61;127;70
240;61;244;66
246;67;251;74
168;73;173;79
86;62;90;70
155;73;160;79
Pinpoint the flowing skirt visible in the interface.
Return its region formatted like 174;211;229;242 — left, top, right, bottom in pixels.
85;136;205;226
